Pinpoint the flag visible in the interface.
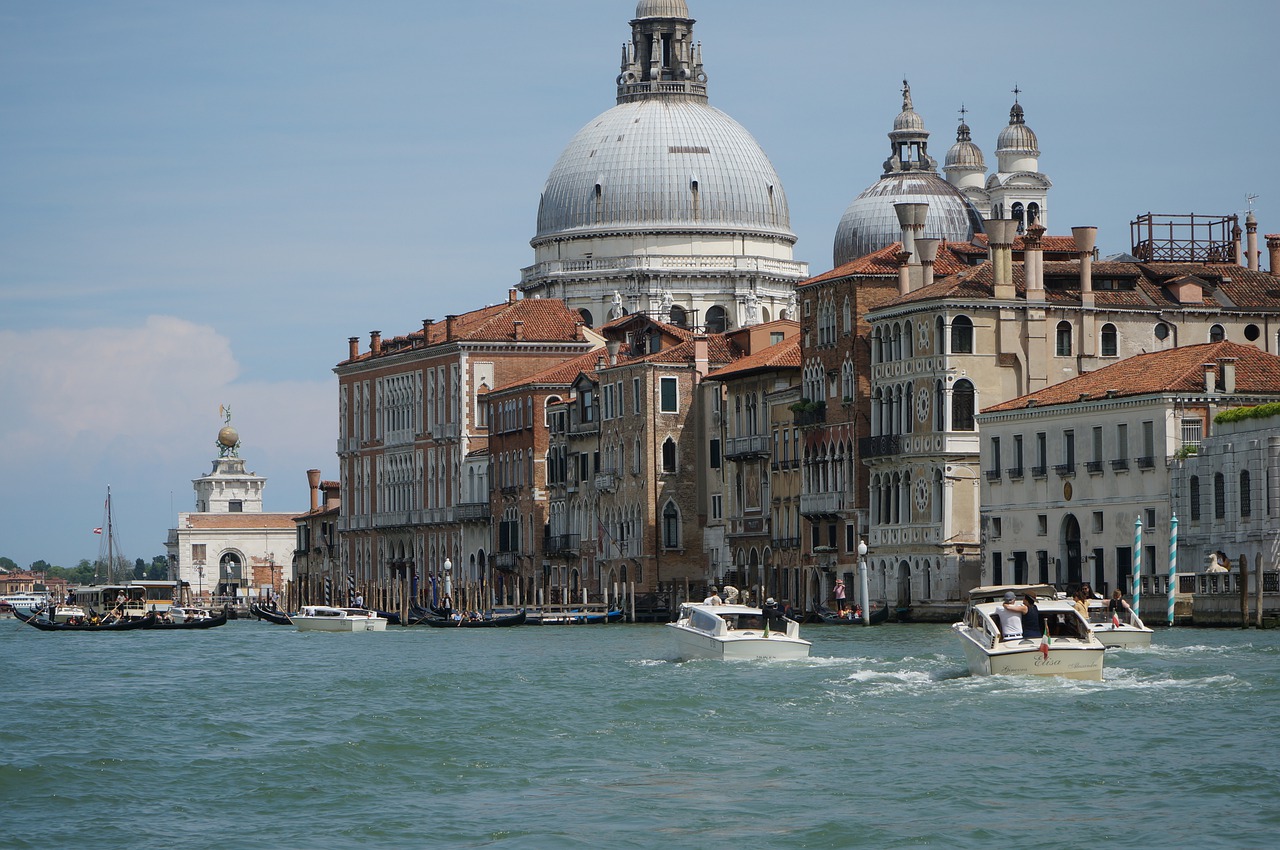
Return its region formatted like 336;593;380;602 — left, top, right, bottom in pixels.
1112;613;1122;627
93;527;103;535
1039;631;1050;659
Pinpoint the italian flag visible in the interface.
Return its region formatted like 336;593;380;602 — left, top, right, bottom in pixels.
1039;631;1051;659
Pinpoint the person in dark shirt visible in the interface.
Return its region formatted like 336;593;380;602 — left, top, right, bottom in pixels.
1022;591;1044;639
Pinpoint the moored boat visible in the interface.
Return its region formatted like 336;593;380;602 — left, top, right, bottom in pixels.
667;603;811;661
145;609;228;630
292;605;387;632
415;611;527;628
16;610;156;632
951;585;1106;681
250;602;293;625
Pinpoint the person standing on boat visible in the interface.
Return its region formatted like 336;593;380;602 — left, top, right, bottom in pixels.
1021;592;1044;640
1108;589;1133;624
763;597;786;628
834;578;847;613
354;593;365;609
995;591;1027;640
703;586;724;605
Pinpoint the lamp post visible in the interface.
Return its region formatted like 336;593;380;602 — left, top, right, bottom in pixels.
858;540;871;627
443;557;453;606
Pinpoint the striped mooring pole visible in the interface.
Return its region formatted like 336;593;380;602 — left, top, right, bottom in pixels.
1168;515;1178;627
1133;517;1143;619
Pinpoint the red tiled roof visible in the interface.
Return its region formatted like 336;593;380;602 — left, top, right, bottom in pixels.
183;514;298;530
983;342;1280;413
705;337;801;379
800;242;974;286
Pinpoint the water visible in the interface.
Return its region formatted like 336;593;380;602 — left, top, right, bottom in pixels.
2;619;1278;849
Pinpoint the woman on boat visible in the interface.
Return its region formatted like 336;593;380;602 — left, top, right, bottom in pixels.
1108;589;1133;624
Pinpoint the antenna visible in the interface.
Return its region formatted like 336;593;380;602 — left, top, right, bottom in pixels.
1246;194;1259;212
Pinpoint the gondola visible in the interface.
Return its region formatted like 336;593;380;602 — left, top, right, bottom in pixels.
16;611;156;632
812;603;890;625
250;602;293;625
415;611;527;628
145;612;228;630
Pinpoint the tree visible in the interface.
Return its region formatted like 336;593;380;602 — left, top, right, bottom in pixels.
133;558;146;580
0;556;17;571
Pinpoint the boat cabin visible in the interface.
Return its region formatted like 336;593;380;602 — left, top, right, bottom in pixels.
71;581;188;616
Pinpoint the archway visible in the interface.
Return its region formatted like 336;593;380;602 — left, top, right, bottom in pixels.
1061;514;1082;586
896;560;912;608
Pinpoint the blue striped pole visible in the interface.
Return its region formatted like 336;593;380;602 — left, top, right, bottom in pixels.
1168;515;1178;627
1133;517;1143;621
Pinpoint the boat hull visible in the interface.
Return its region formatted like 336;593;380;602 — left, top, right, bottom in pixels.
415;612;527;628
294;615;387;632
1089;624;1154;649
667;623;811;661
953;625;1105;681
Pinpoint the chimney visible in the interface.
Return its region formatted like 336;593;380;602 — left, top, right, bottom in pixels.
422;319;434;342
1203;363;1217;394
513;320;524;342
1218;357;1238;394
348;336;360;360
606;338;621;366
1024;223;1046;302
573;320;585;341
894;202;929;262
370;330;382;356
694;334;709;381
915;239;941;291
307;469;322;512
895;251;912;297
1233;221;1243;265
1245;213;1259;271
509;288;519;304
1072;226;1099;306
446;315;457;341
987;219;1018;300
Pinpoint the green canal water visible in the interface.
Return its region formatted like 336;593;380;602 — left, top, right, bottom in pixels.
2;618;1277;849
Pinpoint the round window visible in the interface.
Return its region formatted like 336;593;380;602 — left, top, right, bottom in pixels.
1154;323;1170;341
1245;324;1261;341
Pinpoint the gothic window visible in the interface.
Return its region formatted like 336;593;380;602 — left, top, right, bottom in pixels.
952;380;976;432
1056;321;1073;356
842;296;852;335
662;438;677;473
951;316;973;354
662;501;680;549
1101;323;1118;357
841;357;855;402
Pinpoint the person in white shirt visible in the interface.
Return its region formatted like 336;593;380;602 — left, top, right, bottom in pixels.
995;591;1028;640
703;586;724;605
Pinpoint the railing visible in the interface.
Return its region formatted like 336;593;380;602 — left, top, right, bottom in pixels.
1137;456;1157;470
1054;463;1076;477
859;434;901;458
1085;460;1105;474
1006;467;1024;480
725;434;771;459
985;469;1001;482
793;405;827;428
494;552;518;570
1031;465;1048;479
1111;458;1130;471
594;473;618;492
542;534;581;557
455;502;490;522
570;419;600;435
770;537;801;550
801;491;846;516
521;253;808;284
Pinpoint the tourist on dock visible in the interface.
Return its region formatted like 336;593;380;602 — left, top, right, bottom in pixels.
834;578;847;613
1108;589;1133;625
1022;592;1043;639
995;591;1027;640
703;586;723;605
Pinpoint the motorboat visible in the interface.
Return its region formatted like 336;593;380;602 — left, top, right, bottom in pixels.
1086;600;1154;649
667;603;811;661
292;605;387;632
951;585;1106;681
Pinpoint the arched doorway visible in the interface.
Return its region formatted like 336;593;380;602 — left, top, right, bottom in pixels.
896;560;912;608
1061;514;1082;586
219;552;243;600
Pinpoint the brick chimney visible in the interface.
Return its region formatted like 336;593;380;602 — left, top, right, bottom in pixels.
446;315;457;341
1024;223;1046;303
1203;363;1217;394
1266;234;1280;277
1218;357;1238;394
693;334;709;381
422;319;434;342
1246;213;1260;271
307;469;321;512
915;239;940;292
509;288;519;304
348;336;359;360
895;251;912;296
370;330;382;356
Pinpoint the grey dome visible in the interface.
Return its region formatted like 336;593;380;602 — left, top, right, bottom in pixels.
945;139;984;169
535;98;795;244
893;108;926;133
636;0;690;18
997;103;1039;154
833;173;984;267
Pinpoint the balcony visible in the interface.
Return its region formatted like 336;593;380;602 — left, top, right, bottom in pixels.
770;537;801;550
542;534;581;557
725;434;771;459
792;403;827;428
1111;458;1130;471
1054;463;1076;477
494;552;518;570
1006;466;1024;480
859;434;901;459
1137;456;1157;470
570;418;600;436
985;469;1001;482
455;502;490;522
801;491;846;517
1031;465;1048;479
1085;460;1105;474
728;517;769;537
594;472;618;492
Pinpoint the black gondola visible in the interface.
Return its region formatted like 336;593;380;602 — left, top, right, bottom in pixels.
414;611;527;628
17;611;156;632
813;603;891;625
250;602;292;625
145;612;228;630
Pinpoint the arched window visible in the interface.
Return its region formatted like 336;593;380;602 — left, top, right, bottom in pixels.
705;305;728;334
662;437;677;473
951;316;973;354
1056;321;1073;356
1209;324;1226;343
1101;323;1118;357
1241;469;1252;518
1027;202;1041;225
662;502;680;549
935;316;945;355
669;304;688;328
952;379;976;432
579;308;594;329
1011;202;1025;233
935;379;945;432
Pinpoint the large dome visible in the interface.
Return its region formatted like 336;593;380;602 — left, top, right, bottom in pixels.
534;97;795;245
833;173;985;267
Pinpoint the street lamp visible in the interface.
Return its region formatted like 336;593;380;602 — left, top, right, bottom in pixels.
857;540;871;627
443;557;453;603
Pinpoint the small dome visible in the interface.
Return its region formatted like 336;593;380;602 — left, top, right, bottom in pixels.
945;123;985;170
997;103;1039;154
636;0;690;18
893;108;925;133
833;173;985;267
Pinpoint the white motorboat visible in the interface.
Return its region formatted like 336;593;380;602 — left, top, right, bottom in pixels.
2;592;50;618
1086;600;1154;649
951;585;1106;681
293;606;388;633
667;603;811;661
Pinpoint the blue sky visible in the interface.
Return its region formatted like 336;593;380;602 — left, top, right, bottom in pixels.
2;0;1277;569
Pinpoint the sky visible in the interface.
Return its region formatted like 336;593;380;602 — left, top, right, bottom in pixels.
2;0;1278;569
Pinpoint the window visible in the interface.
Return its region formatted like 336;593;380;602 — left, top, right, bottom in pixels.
1209;324;1225;343
1214;472;1226;520
1092;511;1104;533
1146;508;1157;530
988;436;1001;479
1035;432;1047;475
951;316;973;354
1037;515;1047;536
1181;418;1202;451
1101;323;1118;357
1154;322;1170;341
706;305;728;334
991;517;1002;538
633;378;642;414
662;502;680;549
662;438;677;474
951;380;975;431
659;377;678;413
1140;420;1155;466
1012;434;1024;476
710;436;722;469
710;493;722;520
1189;476;1201;521
1056;321;1073;356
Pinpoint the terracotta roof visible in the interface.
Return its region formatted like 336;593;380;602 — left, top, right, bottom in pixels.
705;337;801;379
973;233;1080;254
183;514;298;530
492;347;615;392
983;342;1280;413
800;242;974;287
293;505;339;522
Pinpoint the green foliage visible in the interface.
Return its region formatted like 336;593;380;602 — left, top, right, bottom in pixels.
1215;402;1280;425
0;556;17;571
